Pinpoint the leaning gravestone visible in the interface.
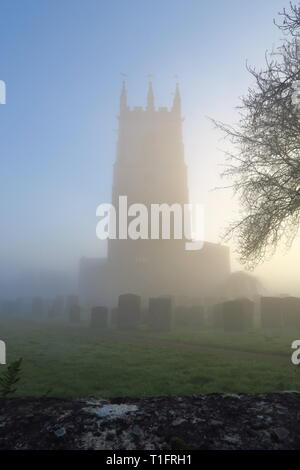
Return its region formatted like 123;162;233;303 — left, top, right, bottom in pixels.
281;297;300;328
90;306;108;328
222;298;254;332
148;297;172;331
69;304;81;323
261;297;284;328
117;294;141;329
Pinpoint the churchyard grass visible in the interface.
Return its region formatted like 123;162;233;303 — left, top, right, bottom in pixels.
0;317;299;397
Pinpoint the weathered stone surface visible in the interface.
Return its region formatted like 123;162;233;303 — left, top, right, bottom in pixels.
261;297;284;329
0;393;300;449
148;297;172;331
90;306;108;329
117;294;141;330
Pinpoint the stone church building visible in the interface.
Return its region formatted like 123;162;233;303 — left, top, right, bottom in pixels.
79;83;231;307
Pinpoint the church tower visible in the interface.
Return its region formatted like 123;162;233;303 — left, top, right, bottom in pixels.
79;82;230;308
108;81;190;269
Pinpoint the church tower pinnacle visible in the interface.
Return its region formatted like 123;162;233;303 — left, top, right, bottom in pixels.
172;82;181;116
120;80;127;113
146;80;155;111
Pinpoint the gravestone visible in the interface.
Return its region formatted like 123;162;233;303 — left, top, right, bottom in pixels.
117;294;141;329
148;297;172;331
90;306;108;328
69;304;81;323
222;298;254;332
281;297;300;328
261;297;284;328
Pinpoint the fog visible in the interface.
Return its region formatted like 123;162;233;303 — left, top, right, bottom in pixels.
1;0;299;301
4;5;300;452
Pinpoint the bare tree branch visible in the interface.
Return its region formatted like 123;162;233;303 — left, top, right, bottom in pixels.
213;2;300;268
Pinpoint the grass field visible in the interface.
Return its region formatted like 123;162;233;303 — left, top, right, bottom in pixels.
0;317;300;397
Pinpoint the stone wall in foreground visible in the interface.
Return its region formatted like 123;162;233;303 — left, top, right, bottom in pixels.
0;393;300;450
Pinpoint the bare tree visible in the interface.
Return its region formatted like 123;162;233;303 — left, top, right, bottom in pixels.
214;2;300;268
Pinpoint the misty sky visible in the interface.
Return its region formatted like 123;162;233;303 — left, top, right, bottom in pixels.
1;0;298;295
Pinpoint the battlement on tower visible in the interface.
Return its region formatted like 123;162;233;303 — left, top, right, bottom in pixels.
127;105;171;113
119;81;182;119
117;105;175;117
